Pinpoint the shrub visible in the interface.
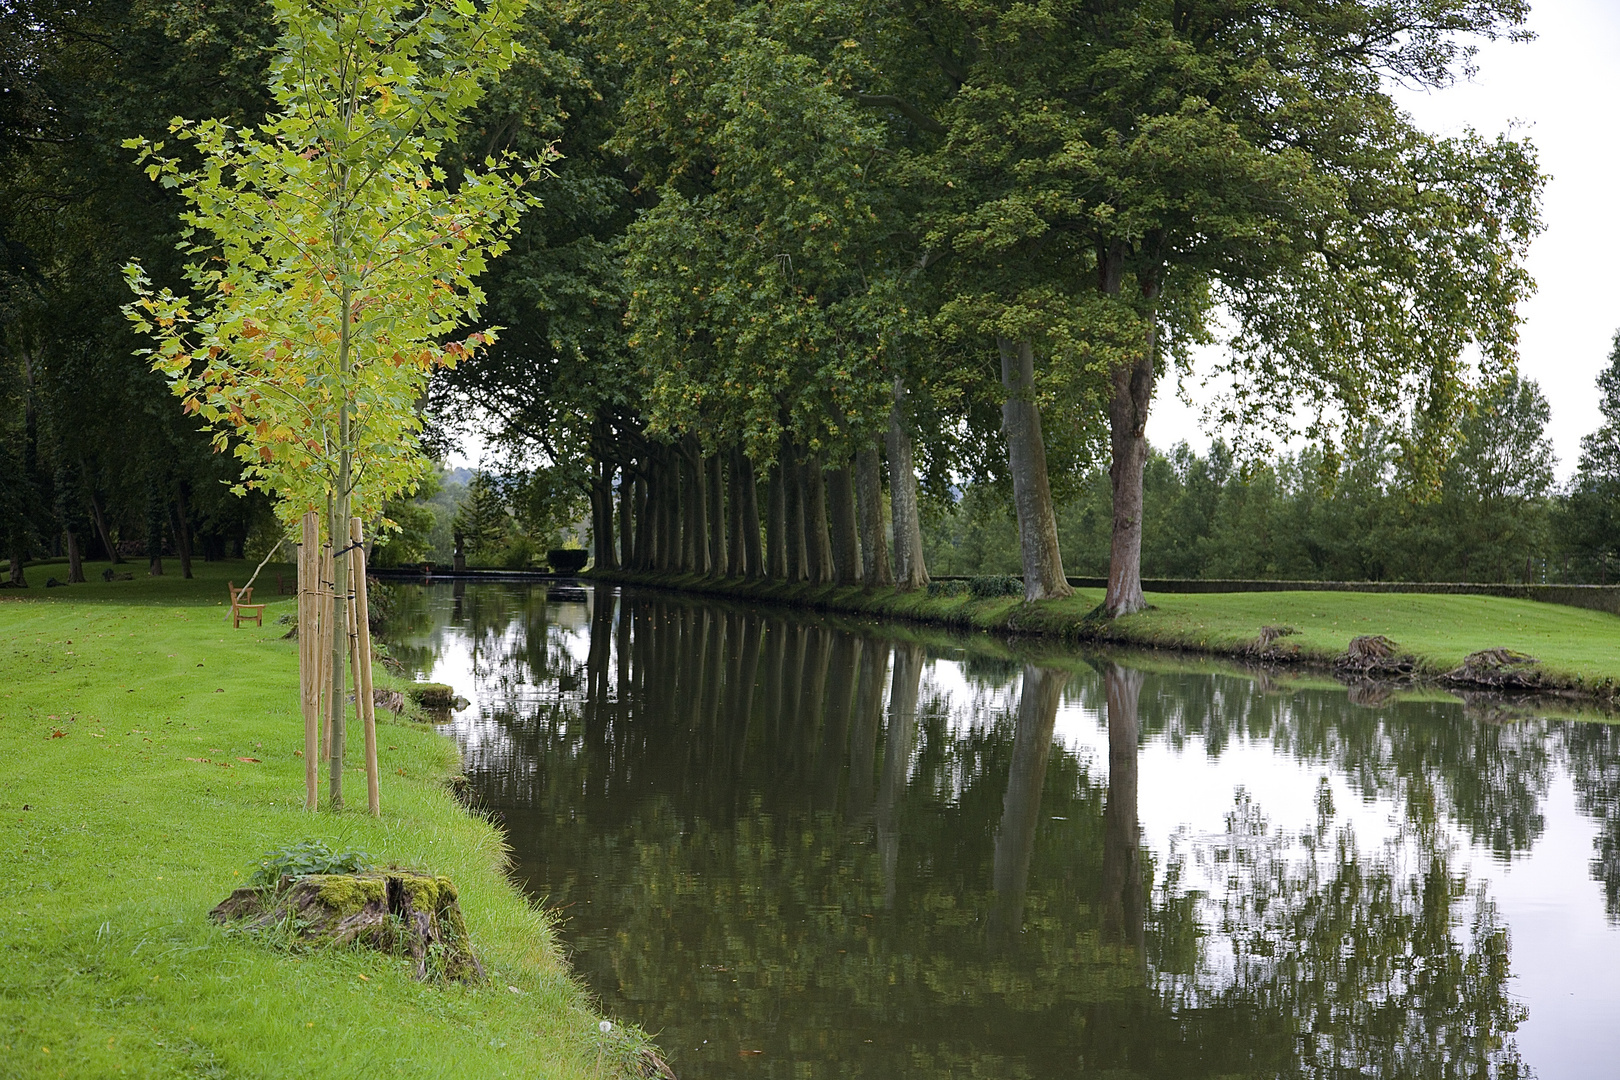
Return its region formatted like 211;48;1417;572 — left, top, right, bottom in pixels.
248;839;373;889
970;574;1024;598
927;579;968;597
547;548;589;573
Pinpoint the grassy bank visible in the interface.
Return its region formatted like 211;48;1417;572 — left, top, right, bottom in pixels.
596;571;1620;700
0;561;636;1079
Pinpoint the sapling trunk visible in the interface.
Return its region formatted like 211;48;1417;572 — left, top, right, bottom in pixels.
998;337;1072;601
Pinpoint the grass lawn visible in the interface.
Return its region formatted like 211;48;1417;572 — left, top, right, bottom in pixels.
603;571;1620;694
0;560;634;1080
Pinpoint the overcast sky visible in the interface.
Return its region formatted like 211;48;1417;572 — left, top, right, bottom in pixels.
1153;0;1620;481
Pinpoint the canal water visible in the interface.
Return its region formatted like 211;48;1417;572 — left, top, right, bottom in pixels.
380;581;1620;1079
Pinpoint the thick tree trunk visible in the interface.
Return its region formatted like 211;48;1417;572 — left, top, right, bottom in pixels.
736;448;763;579
726;450;745;576
632;475;650;570
998;337;1072;601
1101;664;1145;961
8;551;26;587
766;461;787;579
987;664;1065;948
1102;258;1160;618
855;446;892;587
706;453;726;575
803;453;835;584
825;459;861;585
783;437;808;582
88;488;120;563
664;449;683;572
1104;328;1157;617
65;529;84;583
886;380;929;589
592;460;617;571
618;463;635;569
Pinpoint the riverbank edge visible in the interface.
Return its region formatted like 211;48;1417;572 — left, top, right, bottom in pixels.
0;567;662;1079
590;569;1620;709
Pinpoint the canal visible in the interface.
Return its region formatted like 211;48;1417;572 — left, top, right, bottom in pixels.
379;580;1620;1079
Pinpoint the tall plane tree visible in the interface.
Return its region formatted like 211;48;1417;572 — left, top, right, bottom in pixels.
124;0;540;808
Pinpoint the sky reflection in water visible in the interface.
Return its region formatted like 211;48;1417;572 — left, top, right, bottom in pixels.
379;581;1620;1079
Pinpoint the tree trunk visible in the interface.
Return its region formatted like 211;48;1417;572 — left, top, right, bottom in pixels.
998;337;1072;601
886;379;929;589
663;449;683;572
987;663;1065;948
706;453;726;575
766;461;787;579
8;551;26;587
855;446;892;587
1103;265;1161;617
146;487;164;577
803;453;835;584
826;459;861;585
65;529;85;583
783;437;807;582
737;449;763;579
88;488;120;563
592;460;618;571
726;450;745;577
632;474;650;570
172;484;194;580
618;461;635;569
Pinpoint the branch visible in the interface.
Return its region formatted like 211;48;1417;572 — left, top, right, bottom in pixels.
853;94;945;134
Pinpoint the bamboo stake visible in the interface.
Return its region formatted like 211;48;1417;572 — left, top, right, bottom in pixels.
320;539;334;759
300;513;319;811
351;517;380;816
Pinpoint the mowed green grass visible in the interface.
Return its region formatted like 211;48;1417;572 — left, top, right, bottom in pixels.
0;561;621;1080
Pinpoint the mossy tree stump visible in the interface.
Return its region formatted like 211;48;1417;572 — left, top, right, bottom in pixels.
211;870;484;981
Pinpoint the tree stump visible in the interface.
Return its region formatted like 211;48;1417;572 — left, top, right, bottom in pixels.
211;870;484;981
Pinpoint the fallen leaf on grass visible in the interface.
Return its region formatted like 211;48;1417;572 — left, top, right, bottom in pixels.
739;1049;764;1057
236;757;261;763
48;730;66;739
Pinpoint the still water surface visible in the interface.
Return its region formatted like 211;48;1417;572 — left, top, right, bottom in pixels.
382;581;1620;1079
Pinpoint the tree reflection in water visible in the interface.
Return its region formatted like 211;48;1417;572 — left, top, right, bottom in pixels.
383;584;1541;1078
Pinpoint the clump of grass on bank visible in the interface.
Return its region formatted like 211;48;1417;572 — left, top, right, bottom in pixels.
598;570;1620;698
0;560;633;1079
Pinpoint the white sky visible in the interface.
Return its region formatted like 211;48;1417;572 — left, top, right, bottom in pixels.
1154;0;1620;481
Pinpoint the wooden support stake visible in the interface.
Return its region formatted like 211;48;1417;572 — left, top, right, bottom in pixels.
320;539;334;759
300;513;319;811
351;517;380;816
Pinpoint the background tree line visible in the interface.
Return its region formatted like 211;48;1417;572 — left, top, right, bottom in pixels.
926;356;1620;585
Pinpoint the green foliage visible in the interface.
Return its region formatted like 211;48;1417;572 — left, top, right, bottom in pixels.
968;574;1022;598
122;0;543;533
1560;330;1620;570
247;839;373;889
452;473;515;560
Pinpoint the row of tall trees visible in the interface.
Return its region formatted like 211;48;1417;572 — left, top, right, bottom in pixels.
433;0;1543;615
4;0;1547;614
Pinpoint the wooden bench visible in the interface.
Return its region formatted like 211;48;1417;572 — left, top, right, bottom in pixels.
228;582;266;628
